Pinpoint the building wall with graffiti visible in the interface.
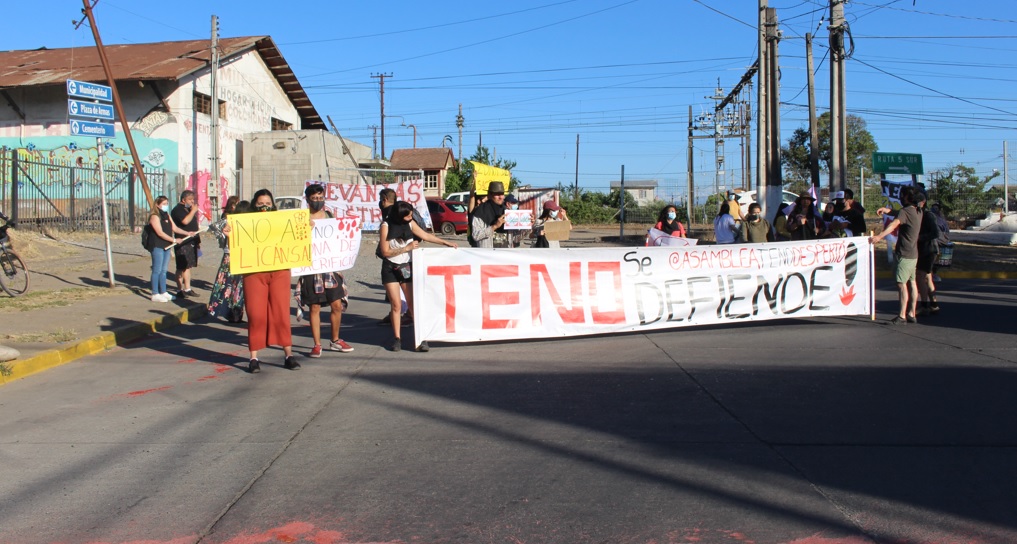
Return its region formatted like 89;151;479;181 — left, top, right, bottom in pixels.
0;46;301;226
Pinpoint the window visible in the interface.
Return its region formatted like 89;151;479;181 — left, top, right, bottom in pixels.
193;92;227;120
424;170;439;190
271;117;293;131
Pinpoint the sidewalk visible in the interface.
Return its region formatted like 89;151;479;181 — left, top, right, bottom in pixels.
2;226;1015;385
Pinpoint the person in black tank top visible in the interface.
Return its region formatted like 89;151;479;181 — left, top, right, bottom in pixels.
378;200;458;353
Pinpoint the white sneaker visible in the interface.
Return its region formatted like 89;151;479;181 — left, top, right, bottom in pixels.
152;293;168;302
161;293;176;301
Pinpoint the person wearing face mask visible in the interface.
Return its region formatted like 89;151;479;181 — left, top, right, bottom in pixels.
532;199;568;248
740;203;775;243
654;205;687;237
472;181;510;248
171;190;202;298
146;195;191;302
503;194;524;248
298;184;353;358
241;189;298;373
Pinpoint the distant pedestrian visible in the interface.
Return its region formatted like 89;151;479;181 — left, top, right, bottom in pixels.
207;196;245;322
532;200;570;248
146;195;191;303
171;190;201;298
870;185;921;325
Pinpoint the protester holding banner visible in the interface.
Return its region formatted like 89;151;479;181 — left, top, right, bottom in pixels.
870;185;921;325
242;189;298;373
713;201;740;244
914;193;942;316
146;195;191;303
299;184;354;357
207;196;245;322
654;205;687;238
787;191;826;241
171;190;202;298
741;203;775;243
379;200;458;352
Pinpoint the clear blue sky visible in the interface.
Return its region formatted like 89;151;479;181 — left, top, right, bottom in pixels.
3;1;1015;199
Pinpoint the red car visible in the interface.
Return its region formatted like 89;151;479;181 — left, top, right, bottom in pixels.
426;198;469;235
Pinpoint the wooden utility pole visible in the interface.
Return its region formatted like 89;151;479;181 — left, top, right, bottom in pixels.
687;105;695;224
77;0;154;209
209;14;221;213
371;73;392;160
764;7;783;217
806;33;821;191
574;133;580;198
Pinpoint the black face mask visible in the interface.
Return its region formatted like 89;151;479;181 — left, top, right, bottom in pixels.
308;200;325;212
746;214;759;222
256;205;273;212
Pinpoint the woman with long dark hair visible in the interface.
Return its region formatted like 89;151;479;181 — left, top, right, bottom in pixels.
242;189;296;373
207;196;245;322
654;204;686;237
379;200;457;352
713;201;739;244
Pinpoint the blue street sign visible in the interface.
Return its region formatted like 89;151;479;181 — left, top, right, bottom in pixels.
68;99;115;121
69;119;115;138
66;79;113;102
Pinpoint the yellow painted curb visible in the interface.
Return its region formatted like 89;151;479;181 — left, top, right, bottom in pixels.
0;304;206;386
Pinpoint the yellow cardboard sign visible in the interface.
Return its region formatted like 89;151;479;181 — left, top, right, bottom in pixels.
470;161;511;195
228;209;312;274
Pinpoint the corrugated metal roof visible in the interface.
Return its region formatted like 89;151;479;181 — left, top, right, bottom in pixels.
0;36;324;129
390;148;456;170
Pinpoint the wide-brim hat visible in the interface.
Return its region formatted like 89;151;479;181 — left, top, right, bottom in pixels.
488;181;506;195
798;191;815;201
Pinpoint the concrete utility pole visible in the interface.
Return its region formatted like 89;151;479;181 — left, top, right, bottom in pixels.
210;14;220;214
76;0;155;209
829;0;848;192
687;105;695;224
371;73;392;160
368;125;378;159
806;33;821;191
756;0;770;216
763;5;783;218
574;133;580;198
1005;141;1010;214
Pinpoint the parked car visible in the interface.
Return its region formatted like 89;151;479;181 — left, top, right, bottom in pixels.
426;198;468;235
445;192;469;204
275;196;303;210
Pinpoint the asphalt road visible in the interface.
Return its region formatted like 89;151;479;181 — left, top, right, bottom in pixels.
1;262;1016;543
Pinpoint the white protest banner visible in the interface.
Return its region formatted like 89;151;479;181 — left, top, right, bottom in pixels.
503;209;533;230
412;238;873;345
290;217;362;277
646;227;697;247
306;179;432;232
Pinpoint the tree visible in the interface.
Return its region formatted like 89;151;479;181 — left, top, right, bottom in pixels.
928;164;1000;221
781;112;878;191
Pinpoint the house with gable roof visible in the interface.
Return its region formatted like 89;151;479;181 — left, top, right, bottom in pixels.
388;147;457;199
0;36;342;222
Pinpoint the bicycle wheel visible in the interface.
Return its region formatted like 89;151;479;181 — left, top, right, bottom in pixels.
0;250;30;296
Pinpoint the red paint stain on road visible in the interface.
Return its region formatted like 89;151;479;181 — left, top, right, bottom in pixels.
215;364;231;373
785;537;873;544
125;386;172;397
218;521;365;544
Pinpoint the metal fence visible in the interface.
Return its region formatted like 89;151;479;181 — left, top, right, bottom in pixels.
0;150;167;232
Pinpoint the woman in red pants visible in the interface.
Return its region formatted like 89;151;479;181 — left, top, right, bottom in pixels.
242;189;297;373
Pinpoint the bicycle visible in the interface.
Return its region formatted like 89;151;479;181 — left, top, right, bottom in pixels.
0;211;30;297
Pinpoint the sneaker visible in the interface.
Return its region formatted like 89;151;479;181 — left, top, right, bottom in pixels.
886;316;906;326
162;293;176;302
906;316;918;324
930;304;941;314
329;339;354;353
377;314;392;326
183;289;198;298
284;356;301;370
249;359;261;373
402;314;413;327
416;341;430;353
309;344;322;358
916;306;929;316
152;293;168;302
390;338;402;352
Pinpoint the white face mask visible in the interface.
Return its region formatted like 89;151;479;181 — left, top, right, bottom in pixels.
510;204;518;210
549;210;559;219
160;204;170;213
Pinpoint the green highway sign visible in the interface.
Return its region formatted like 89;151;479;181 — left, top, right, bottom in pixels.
872;152;924;175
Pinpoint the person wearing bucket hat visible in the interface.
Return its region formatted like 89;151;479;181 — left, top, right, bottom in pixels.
471;181;508;248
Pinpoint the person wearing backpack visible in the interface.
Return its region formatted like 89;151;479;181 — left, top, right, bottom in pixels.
915;192;942;315
145;196;190;302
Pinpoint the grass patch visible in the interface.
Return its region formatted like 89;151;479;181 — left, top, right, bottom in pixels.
0;287;116;312
2;328;78;343
0;362;12;377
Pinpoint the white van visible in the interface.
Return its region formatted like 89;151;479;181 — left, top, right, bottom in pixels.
445;192;469;204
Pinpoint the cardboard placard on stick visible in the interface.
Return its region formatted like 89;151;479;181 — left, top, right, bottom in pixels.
543;220;571;241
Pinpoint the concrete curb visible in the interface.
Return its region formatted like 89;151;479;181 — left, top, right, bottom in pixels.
0;302;208;387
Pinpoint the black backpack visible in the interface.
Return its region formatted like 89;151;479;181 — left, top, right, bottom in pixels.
141;225;152;250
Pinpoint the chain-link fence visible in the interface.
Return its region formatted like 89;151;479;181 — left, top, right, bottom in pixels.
0;150;167;232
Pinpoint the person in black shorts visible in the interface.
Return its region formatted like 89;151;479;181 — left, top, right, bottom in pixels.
170;190;201;297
